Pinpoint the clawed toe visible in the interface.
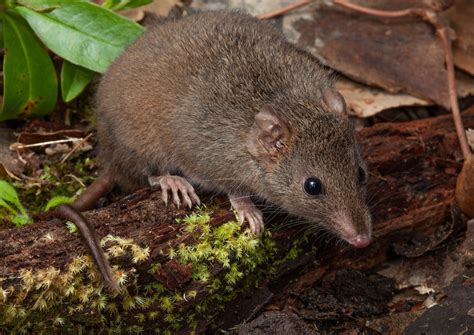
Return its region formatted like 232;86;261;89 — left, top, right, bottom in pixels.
249;211;264;235
149;175;200;208
229;195;264;235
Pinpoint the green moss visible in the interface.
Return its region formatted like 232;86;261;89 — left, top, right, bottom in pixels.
0;206;303;333
11;156;97;215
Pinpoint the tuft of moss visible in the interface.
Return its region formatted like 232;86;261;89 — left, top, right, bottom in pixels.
0;206;303;333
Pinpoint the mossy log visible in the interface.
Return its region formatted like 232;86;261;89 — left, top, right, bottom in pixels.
1;107;472;333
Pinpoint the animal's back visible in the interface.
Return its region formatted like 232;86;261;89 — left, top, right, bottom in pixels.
96;10;331;192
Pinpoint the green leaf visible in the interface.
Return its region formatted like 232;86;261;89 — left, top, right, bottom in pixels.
44;195;74;211
102;0;128;10
12;213;30;226
1;11;58;120
61;60;95;102
14;0;90;11
103;0;152;11
16;3;145;73
0;180;24;210
0;180;31;226
0;198;19;216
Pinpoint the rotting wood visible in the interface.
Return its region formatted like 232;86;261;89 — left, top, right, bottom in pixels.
1;107;473;332
215;107;472;331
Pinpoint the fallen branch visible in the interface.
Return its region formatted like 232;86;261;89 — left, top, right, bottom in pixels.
1;107;472;332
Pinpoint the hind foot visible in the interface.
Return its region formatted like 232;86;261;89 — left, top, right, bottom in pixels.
149;175;200;209
229;195;264;235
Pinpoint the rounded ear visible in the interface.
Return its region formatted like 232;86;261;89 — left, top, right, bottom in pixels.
246;105;290;161
321;87;347;115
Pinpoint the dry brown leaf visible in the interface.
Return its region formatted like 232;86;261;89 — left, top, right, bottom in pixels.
336;77;430;118
191;0;290;15
17;120;83;147
119;8;146;22
456;70;474;98
445;0;474;76
141;0;182;17
119;0;182;22
337;70;474;118
289;2;450;108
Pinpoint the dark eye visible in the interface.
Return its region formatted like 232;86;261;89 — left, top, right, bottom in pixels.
304;177;323;196
357;167;367;184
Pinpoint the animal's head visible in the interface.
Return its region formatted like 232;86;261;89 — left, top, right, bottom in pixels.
246;88;371;248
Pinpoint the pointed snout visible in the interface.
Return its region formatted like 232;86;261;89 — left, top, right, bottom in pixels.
330;209;372;249
347;234;371;248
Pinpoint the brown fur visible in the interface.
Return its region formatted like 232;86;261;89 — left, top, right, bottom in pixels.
96;10;371;244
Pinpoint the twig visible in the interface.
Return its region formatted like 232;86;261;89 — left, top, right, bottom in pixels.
333;1;423;19
257;0;311;20
438;25;472;159
1;165;21;181
60;133;93;164
14;132;27;166
65;174;86;188
9;138;84;150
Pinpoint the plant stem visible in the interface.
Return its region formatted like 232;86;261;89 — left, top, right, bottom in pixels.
257;0;311;20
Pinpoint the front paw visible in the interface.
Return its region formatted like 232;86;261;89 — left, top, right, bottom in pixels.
229;195;264;235
148;175;200;209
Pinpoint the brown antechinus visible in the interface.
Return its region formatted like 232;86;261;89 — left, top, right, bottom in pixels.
57;10;372;293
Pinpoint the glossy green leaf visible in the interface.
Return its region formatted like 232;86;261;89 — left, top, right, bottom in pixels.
16;3;145;73
103;0;152;11
0;180;21;207
44;195;74;211
1;11;57;121
0;180;31;226
61;60;95;102
15;0;90;11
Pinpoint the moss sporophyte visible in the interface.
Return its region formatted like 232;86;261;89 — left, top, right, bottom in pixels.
0;206;300;333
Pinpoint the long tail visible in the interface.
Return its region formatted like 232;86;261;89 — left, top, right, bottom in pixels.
73;173;114;212
54;174;121;293
55;204;121;293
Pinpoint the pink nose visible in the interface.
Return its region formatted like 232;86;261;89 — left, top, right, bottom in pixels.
348;234;371;248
